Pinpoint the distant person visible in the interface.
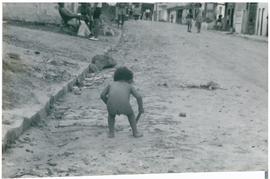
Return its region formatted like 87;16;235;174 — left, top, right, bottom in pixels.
195;4;203;33
79;3;94;33
77;18;92;38
117;3;126;28
58;3;81;29
145;9;151;21
128;8;133;19
90;3;102;41
133;4;141;20
100;67;144;138
170;14;174;23
216;15;223;30
186;9;193;32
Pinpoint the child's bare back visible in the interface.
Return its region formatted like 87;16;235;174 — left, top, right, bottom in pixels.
106;81;134;116
100;67;144;138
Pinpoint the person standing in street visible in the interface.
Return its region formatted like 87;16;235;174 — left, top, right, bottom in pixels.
133;4;141;20
195;4;203;33
79;3;94;34
145;9;151;21
170;14;174;23
186;9;193;32
90;3;102;41
116;3;126;28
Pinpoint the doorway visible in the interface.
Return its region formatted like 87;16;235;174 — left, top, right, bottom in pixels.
246;3;257;35
177;9;183;24
260;8;264;35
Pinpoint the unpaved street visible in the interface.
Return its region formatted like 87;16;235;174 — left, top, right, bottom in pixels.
2;20;268;177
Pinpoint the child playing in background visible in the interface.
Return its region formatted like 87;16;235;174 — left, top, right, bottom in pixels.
100;67;144;138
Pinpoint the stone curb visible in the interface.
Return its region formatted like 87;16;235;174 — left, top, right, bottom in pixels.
2;30;122;152
235;34;268;43
211;30;268;43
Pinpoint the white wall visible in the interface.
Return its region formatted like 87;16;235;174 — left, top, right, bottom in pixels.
157;6;168;21
233;3;246;34
216;4;225;19
256;3;268;36
3;3;77;24
155;3;187;22
169;11;177;23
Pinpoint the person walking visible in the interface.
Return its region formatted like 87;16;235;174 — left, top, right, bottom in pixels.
133;4;141;20
195;4;203;33
186;9;193;32
90;3;102;41
117;3;126;28
79;3;94;34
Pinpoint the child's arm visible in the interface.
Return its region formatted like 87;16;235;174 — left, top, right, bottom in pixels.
130;86;144;113
100;84;110;104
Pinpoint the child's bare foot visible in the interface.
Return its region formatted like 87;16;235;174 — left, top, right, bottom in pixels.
108;132;115;138
133;132;143;138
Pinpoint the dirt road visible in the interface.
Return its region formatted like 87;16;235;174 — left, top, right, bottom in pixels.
2;20;268;177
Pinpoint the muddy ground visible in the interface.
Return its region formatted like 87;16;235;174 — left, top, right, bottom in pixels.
2;20;268;177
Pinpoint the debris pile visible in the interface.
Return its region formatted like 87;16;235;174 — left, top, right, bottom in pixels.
91;54;117;70
183;81;224;90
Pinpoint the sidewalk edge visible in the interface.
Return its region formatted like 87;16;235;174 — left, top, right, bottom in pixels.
2;31;122;152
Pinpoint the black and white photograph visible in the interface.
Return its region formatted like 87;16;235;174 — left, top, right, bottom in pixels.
1;2;268;178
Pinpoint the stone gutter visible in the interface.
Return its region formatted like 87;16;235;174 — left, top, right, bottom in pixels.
2;27;123;152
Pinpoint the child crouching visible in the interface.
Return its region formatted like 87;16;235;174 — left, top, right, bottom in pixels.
100;67;144;138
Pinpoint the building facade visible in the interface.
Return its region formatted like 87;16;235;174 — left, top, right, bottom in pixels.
256;3;268;36
167;3;188;24
153;2;268;37
154;2;225;28
153;3;169;22
230;3;268;36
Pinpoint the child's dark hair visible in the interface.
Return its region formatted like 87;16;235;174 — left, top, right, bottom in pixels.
114;67;133;82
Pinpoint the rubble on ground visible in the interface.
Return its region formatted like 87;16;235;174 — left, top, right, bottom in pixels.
181;81;223;90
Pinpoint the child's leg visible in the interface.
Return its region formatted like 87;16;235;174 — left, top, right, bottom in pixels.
127;113;142;137
108;114;115;138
